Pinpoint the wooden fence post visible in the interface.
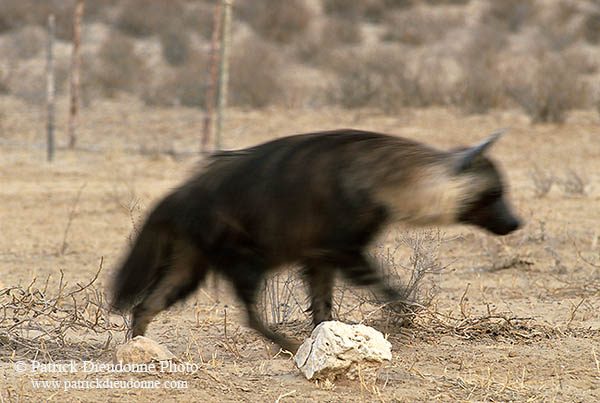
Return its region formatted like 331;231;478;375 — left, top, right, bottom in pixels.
68;0;85;149
46;14;56;162
215;0;232;151
201;0;222;153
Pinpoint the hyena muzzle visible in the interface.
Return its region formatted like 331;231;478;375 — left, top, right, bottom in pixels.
111;129;521;353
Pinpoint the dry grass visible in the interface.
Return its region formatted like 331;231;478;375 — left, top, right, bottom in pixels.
1;101;599;401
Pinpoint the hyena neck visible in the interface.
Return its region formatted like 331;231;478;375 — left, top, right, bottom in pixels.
373;163;473;228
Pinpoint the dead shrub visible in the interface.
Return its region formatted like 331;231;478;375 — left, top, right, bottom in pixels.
382;8;464;45
425;0;470;4
160;27;190;66
7;25;45;60
330;59;381;109
92;31;149;97
329;49;450;111
323;0;414;22
260;271;306;326
505;52;584;124
183;2;217;40
229;38;285;108
294;26;331;67
0;264;126;362
530;166;555;198
583;11;600;44
117;0;184;38
371;229;445;323
0;0;30;33
0;0;85;41
453;63;503;114
559;169;588;196
481;0;536;32
322;0;364;19
239;0;312;44
141;52;208;108
321;17;363;46
452;25;508;114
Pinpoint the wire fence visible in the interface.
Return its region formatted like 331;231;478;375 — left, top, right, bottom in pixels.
2;0;599;160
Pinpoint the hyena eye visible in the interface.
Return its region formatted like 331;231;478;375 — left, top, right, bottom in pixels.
487;189;503;199
477;188;503;206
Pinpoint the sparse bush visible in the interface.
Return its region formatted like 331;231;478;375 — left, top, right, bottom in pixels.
530;166;555;197
452;26;508;114
560;169;587;195
583;12;600;44
323;0;364;19
453;63;503;114
239;0;312;44
321;17;362;47
160;28;190;66
324;0;414;22
171;54;208;108
506;52;584;124
382;8;464;45
92;31;148;97
183;2;216;40
481;0;536;32
117;0;184;37
7;26;45;59
0;66;10;95
372;229;444;322
141;52;208;108
425;0;470;4
331;59;381;108
294;26;330;67
229;38;284;108
260;271;304;325
0;0;79;40
0;0;31;33
328;49;448;111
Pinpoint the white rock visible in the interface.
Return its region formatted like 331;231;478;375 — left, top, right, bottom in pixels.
114;336;176;364
294;321;392;383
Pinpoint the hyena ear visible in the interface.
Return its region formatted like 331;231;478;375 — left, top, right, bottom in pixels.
455;129;506;172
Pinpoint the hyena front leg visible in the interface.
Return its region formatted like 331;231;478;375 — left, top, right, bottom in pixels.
303;265;335;327
131;239;208;337
337;252;408;312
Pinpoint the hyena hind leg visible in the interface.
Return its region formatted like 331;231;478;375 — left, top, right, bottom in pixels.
229;265;301;353
131;240;208;337
303;265;335;327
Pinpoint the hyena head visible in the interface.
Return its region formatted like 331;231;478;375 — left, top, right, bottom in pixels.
452;130;521;236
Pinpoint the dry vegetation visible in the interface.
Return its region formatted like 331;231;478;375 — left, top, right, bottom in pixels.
1;0;600;402
1;99;599;401
0;0;599;120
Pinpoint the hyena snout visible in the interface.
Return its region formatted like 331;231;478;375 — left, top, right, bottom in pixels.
484;198;521;235
462;197;522;236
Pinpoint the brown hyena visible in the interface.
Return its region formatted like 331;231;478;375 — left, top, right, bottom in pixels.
111;129;521;352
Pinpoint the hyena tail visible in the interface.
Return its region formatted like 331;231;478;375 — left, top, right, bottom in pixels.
111;217;169;312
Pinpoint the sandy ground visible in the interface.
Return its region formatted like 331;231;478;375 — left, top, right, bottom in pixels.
1;98;600;402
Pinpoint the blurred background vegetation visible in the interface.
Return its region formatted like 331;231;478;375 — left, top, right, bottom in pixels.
0;0;599;123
